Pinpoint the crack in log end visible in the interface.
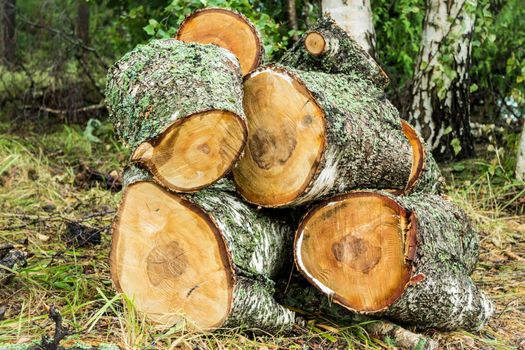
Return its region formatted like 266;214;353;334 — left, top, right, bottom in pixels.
248;125;297;170
186;284;200;298
146;241;188;286
296;193;412;312
331;235;381;274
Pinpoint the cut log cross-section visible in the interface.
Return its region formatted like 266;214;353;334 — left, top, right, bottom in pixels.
105;39;247;192
176;8;263;76
280;15;389;90
233;65;441;207
294;191;494;330
110;171;295;332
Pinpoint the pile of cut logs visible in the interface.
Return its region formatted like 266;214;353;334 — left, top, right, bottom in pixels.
106;7;494;342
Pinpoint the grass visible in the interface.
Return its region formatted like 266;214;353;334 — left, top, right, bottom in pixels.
0;120;524;349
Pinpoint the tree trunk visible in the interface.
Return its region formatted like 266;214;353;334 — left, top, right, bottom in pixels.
321;0;376;56
0;0;16;66
111;168;295;332
407;0;477;160
294;191;493;330
76;0;89;46
516;125;525;181
176;8;263;76
280;15;389;90
105;39;247;193
233;65;442;207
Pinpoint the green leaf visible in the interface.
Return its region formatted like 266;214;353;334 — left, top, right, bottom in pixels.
452;163;465;172
444;126;453;135
451;138;462;156
470;83;479;92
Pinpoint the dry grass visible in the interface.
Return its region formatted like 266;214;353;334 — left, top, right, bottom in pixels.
0;122;523;349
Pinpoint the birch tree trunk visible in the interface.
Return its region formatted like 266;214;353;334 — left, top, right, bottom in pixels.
516;125;525;181
408;0;477;160
321;0;376;56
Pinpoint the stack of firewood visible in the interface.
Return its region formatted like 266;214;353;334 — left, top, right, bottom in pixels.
106;7;494;338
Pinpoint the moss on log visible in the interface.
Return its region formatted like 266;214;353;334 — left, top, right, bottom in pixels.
105;39;247;192
110;173;295;332
234;65;441;207
278;277;438;350
294;191;493;330
279;15;389;90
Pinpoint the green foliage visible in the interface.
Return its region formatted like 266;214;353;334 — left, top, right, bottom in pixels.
470;0;525;120
372;0;425;88
99;0;320;60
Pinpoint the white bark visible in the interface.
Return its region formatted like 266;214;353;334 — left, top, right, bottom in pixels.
321;0;376;55
408;0;476;158
516;126;525;181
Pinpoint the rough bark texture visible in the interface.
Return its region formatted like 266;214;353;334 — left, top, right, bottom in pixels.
408;0;476;160
295;191;493;330
105;39;245;150
264;66;419;205
278;277;438;350
279;15;388;90
516;125;525;181
120;170;295;332
0;0;16;66
321;0;376;56
382;193;493;330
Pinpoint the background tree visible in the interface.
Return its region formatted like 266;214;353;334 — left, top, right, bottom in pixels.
76;0;90;46
321;0;376;56
0;0;16;67
407;0;477;160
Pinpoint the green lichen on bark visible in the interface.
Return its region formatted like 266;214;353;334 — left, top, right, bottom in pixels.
105;39;245;150
279;15;389;90
272;66;413;204
382;193;493;330
293;191;492;331
223;277;295;331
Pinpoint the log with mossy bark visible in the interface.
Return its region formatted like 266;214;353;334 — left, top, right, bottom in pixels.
233;65;442;207
279;15;389;90
110;168;295;332
176;7;263;76
277;276;438;350
105;39;247;193
294;191;493;330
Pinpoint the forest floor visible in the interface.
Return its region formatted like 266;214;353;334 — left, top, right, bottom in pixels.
0;120;524;350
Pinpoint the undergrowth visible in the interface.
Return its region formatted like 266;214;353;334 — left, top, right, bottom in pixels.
0;120;523;349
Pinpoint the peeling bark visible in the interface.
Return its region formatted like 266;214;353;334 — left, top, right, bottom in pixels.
408;0;477;160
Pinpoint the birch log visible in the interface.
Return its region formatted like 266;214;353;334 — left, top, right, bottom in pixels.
176;8;263;76
294;191;493;330
105;39;247;193
110;169;295;332
233;65;442;207
280;15;389;90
